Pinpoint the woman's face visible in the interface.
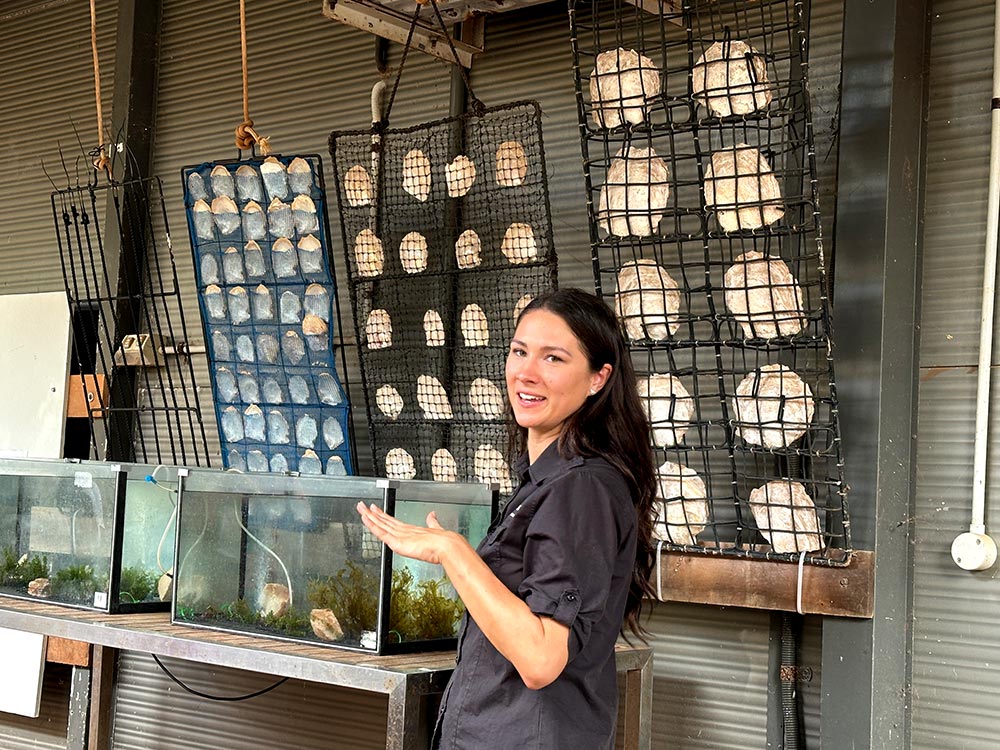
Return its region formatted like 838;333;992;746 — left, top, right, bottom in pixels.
505;308;610;453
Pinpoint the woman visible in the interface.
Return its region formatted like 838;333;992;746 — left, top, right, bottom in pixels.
356;288;656;749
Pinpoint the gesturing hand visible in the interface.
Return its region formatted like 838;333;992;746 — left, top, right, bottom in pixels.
355;502;459;565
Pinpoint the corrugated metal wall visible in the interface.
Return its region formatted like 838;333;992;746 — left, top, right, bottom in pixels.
0;0;848;747
0;0;116;295
912;0;1000;746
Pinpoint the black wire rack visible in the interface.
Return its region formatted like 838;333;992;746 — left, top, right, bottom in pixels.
330;101;558;491
52;176;212;466
181;154;357;476
570;0;849;565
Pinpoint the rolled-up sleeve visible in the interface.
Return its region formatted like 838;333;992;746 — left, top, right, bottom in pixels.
517;468;629;661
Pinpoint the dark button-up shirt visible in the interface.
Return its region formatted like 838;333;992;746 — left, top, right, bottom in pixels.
433;442;638;749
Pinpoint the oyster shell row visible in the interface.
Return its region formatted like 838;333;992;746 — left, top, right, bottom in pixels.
613;252;806;343
587;41;772;129
187;157;314;204
344;143;529;206
365;304;493;350
204;286;329;338
214;367;343;406
374;375;505;421
652;462;822;553
385;444;512;493
352;223;540;277
219;406;344;450
192;196;319;242
226;447;347;476
199;236;325;283
597;143;784;237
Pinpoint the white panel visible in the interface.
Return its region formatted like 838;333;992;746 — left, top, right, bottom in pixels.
0;628;47;718
0;292;71;459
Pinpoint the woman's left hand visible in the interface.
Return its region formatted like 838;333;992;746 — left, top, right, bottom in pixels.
355;502;457;565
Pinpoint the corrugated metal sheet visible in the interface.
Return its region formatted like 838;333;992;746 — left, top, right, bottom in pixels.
0;0;116;295
645;602;771;748
0;663;70;750
111;653;387;749
919;0;995;366
912;0;1000;746
911;368;1000;748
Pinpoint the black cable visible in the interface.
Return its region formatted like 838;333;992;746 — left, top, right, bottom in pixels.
150;653;289;701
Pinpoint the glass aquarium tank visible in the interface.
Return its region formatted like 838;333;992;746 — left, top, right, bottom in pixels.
171;470;498;653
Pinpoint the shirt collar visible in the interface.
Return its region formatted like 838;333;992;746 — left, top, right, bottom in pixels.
516;440;584;486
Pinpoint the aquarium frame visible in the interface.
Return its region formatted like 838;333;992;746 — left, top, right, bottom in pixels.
0;458;128;614
171;470;499;654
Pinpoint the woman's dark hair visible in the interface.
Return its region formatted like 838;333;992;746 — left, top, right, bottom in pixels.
508;288;657;639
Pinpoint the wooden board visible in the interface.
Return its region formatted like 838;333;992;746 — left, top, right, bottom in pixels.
652;549;875;618
46;636;91;667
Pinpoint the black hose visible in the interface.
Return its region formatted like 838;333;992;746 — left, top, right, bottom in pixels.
780;613;801;749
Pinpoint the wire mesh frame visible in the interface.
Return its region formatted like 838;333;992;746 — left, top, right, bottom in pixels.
52;176;212;467
329;101;558;491
181;154;357;477
569;0;850;566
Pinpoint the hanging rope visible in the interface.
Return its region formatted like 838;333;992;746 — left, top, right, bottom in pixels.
381;0;484;126
234;0;271;154
89;0;109;175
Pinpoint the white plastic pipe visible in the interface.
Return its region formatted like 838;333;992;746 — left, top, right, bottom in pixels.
952;0;1000;570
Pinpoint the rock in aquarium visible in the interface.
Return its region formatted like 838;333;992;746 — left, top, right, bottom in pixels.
311;608;344;641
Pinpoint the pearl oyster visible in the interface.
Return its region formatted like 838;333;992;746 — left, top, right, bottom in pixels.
731;364;815;449
615;259;681;341
653;460;709;546
598;146;670;237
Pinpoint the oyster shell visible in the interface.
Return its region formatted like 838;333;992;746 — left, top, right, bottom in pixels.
399;231;429;273
235;164;263;202
589;47;661;129
385;447;417;480
496;141;527;187
211;196;240;236
455;229;482;269
267;197;293;239
704;144;784;232
748;480;823;553
653;460;709;546
446;154;477;197
598;146;670;237
344;165;372;207
288;157;313;195
297;234;324;275
500;223;539;264
252;284;274;321
354;229;384;277
692;40;772;117
474;444;513;494
731;364;815;449
365;308;392;350
469;377;505;419
424;309;445;347
417;375;453;420
222;246;245;284
210;164;235;199
513;294;534;321
291;194;319;235
432;448;459;482
376;384;404;419
723;251;805;339
461;304;489;346
241;200;266;240
615;259;681;341
637;373;693;447
271;237;298;279
402;149;431;202
261;156;289;200
227;286;250;324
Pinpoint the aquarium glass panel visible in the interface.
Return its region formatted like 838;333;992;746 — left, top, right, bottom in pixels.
0;458;124;611
173;471;497;653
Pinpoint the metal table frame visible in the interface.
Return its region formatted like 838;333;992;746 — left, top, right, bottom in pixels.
0;598;652;749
